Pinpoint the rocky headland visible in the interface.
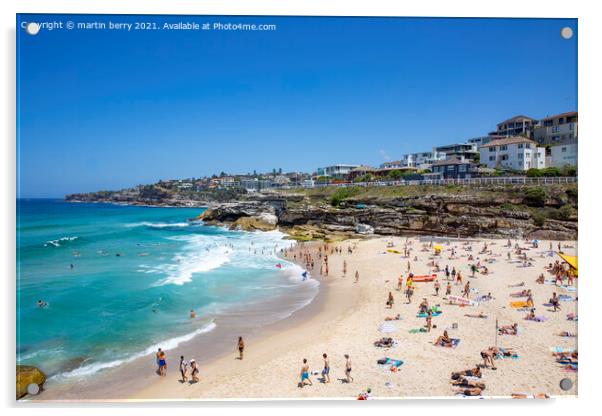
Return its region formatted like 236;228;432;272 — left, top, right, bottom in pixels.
196;184;577;241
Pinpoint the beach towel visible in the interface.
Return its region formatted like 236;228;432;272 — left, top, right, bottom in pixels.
378;322;397;333
510;301;528;308
377;357;404;368
411;274;436;282
525;315;548;322
437;338;460;348
559;295;575;301
550;346;576;354
417;311;442;318
409;328;427;333
449;295;478;307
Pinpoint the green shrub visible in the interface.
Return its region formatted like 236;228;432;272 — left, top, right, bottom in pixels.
532;212;546;227
558;205;576;220
523;188;547;207
566;187;578;200
526;168;543;177
330;187;361;207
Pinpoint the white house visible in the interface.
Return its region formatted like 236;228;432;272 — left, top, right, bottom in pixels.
549;139;578;168
479;137;546;171
400;150;445;170
316;164;359;180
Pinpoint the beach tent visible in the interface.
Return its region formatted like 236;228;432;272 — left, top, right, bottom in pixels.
558;253;578;277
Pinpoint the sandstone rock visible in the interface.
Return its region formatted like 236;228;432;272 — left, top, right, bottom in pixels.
16;365;45;399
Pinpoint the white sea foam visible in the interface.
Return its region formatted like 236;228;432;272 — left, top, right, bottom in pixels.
52;321;217;380
125;221;192;229
149;234;232;286
43;236;79;247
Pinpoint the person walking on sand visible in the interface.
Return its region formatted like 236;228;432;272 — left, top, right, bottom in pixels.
406;285;414;304
343;260;347;277
237;336;245;360
179;355;188;382
386;291;394;309
426;310;433;332
463;281;470;298
446;281;452;296
344;354;354;383
300;358;312;387
397;275;403;291
354;270;359;283
407;261;411;273
434;280;440;296
190;358;199;382
322;353;330;383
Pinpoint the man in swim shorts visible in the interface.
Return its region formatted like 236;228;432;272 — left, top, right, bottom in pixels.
322;353;330;383
300;358;312;387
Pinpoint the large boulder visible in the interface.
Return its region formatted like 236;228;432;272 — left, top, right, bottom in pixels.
230;215;277;231
16;365;45;399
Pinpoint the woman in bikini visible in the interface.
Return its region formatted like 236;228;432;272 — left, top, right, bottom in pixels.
344;354;354;383
434;330;452;347
237;336;245;360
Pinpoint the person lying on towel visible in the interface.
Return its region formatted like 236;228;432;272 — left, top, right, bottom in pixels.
498;323;518;335
451;366;482;379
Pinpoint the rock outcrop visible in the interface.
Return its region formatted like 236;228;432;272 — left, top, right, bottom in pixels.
16;365;45;399
197;185;577;241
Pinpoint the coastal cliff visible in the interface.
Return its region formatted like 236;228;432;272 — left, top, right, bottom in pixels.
198;184;577;240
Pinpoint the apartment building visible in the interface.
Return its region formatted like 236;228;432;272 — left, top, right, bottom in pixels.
533;111;578;145
490;115;537;138
479;136;546;171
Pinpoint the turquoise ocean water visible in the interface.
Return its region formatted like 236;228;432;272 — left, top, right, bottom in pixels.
17;199;317;382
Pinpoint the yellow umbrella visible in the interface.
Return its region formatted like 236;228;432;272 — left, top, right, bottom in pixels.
558;253;578;276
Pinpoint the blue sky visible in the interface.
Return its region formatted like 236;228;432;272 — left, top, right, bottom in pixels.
17;15;577;197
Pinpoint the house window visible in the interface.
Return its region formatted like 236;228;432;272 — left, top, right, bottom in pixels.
562;147;567;153
569;123;575;130
518;144;524;149
518;153;523;159
500;155;508;161
525;144;531;148
489;147;496;152
489;156;495;161
459;165;466;172
500;145;508;151
552;126;560;133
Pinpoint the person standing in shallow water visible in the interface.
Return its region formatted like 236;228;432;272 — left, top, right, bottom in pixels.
237;336;245;360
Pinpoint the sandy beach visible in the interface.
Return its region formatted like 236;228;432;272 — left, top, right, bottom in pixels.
117;236;578;401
